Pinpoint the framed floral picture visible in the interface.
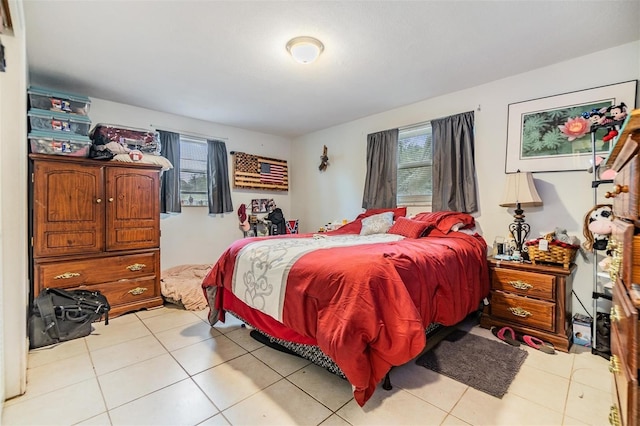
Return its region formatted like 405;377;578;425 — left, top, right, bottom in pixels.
505;80;637;173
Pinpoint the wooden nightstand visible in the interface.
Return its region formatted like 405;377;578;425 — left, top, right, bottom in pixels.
480;258;577;352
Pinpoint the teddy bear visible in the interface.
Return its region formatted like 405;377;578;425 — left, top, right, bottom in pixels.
582;204;614;251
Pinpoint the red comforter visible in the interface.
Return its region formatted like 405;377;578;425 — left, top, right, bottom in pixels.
201;229;489;406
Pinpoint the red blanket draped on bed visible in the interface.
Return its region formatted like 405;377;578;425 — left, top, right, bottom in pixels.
202;229;489;406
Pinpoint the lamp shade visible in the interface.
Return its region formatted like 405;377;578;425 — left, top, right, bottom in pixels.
286;36;324;64
499;171;542;207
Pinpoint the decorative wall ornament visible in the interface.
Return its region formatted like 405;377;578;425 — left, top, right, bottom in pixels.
233;151;288;191
319;145;329;171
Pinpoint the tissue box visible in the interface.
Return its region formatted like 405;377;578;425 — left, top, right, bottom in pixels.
572;314;592;347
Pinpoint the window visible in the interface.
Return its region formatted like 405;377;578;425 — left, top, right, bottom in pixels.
397;123;432;206
179;136;208;206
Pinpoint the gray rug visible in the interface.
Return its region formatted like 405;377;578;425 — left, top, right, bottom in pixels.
416;329;528;398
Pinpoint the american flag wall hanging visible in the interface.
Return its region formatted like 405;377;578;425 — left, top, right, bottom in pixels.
233;151;289;191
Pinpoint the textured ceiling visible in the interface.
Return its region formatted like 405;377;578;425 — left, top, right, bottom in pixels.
23;1;640;138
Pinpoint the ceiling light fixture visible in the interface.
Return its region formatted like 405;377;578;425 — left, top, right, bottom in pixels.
286;36;324;64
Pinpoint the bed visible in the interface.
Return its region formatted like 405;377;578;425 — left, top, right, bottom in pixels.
201;209;490;406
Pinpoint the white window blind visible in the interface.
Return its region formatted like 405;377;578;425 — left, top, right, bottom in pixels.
397;123;432;206
179;136;207;206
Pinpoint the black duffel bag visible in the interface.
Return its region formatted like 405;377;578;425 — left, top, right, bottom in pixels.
29;288;110;349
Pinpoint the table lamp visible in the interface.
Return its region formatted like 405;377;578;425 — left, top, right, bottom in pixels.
499;170;543;258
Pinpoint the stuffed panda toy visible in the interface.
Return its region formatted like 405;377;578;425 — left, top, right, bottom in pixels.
583;204;613;251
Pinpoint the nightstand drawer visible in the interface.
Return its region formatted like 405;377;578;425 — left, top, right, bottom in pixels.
491;268;555;300
490;291;555;332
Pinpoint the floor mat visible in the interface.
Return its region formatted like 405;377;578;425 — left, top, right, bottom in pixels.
416;329;528;398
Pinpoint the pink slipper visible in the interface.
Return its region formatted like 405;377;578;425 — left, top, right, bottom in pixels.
491;326;521;347
519;334;555;354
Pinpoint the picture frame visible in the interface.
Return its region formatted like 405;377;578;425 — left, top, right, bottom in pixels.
250;198;272;214
505;80;637;173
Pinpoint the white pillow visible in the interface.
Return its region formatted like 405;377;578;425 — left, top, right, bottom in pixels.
360;211;394;236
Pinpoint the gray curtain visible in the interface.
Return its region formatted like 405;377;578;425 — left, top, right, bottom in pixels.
207;139;233;215
362;129;399;209
159;130;181;214
431;111;478;213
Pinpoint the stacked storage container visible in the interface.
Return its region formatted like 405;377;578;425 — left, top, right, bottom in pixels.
27;86;92;157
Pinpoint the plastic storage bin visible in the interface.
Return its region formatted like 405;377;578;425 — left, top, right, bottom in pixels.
27;86;91;116
28;108;91;136
29;130;92;157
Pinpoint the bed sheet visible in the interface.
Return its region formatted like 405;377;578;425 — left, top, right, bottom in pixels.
201;229;489;406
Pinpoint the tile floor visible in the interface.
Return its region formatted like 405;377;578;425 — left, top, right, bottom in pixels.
2;305;612;425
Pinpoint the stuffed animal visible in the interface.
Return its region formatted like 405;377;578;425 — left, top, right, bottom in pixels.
602;103;628;142
609;102;628;123
583;204;613;251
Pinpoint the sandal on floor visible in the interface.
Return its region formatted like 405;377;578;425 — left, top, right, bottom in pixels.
491;326;521;347
517;333;556;354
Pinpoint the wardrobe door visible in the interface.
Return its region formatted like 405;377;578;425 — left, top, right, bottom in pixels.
33;160;104;257
105;166;160;251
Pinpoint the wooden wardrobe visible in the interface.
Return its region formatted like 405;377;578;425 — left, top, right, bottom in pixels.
29;154;163;317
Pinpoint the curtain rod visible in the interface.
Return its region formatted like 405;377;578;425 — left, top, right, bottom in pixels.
150;124;228;141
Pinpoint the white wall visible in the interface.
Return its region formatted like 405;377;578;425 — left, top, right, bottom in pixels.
291;41;640;317
88;99;292;269
0;0;28;401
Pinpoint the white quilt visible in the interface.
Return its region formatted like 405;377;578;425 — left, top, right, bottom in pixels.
232;234;404;322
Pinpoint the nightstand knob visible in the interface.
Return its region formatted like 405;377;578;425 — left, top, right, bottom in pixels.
609;355;620;374
508;280;533;291
508;307;532;318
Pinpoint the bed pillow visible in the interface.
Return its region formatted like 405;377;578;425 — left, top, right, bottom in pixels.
387;217;430;238
355;207;407;221
413;211;475;234
360;211;395;235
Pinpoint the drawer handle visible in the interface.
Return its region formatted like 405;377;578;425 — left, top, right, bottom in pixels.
610;305;621;323
605;184;628;199
508;280;533;291
608;355;620;374
508;307;532;318
128;287;148;296
96;198;102;204
127;263;146;272
54;272;80;280
609;405;621;426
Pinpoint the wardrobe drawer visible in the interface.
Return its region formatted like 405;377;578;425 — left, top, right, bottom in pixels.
612;281;638;376
610;219;635;290
610;155;639;221
34;251;158;294
611;328;638;426
490;291;555;332
72;276;160;307
491;268;555;300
